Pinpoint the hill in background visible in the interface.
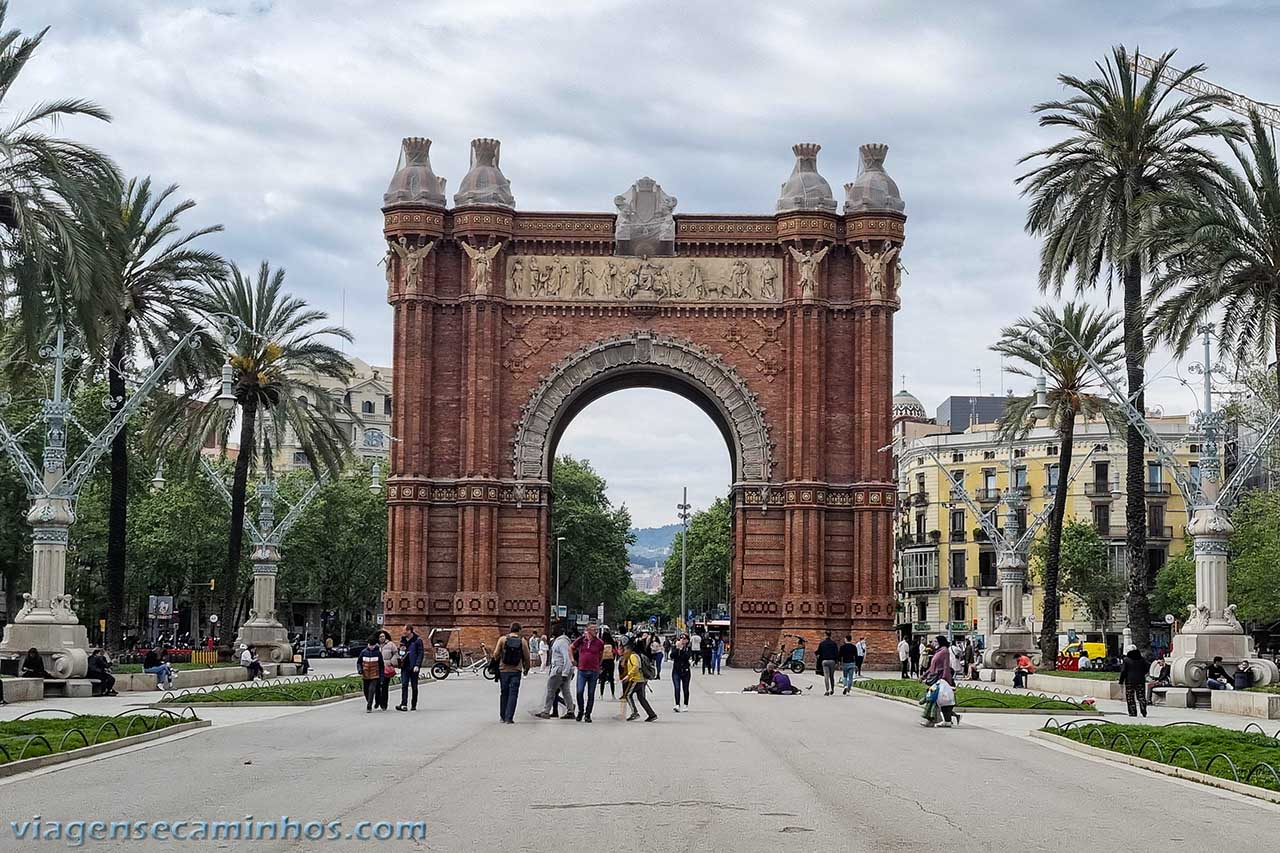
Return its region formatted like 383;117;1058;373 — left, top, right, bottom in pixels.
629;523;679;567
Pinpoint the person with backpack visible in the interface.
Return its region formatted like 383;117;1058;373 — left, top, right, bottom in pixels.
491;623;531;724
396;625;425;712
357;637;384;713
621;635;657;721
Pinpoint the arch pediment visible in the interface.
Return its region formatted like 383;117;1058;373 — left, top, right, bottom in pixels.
511;331;773;484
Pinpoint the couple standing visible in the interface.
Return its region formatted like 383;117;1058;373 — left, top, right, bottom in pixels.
535;622;607;723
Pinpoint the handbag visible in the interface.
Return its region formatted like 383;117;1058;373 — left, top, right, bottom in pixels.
383;665;396;678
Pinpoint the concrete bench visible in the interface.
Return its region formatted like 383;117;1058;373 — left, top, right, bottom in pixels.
0;677;45;703
41;679;95;699
1151;686;1212;708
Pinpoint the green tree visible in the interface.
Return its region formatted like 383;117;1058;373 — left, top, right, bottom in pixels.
1225;490;1280;624
1035;519;1125;630
154;263;353;630
993;302;1122;666
278;469;386;645
615;588;668;629
1152;550;1195;623
98;177;225;650
550;456;634;616
659;496;731;621
0;1;118;351
1018;46;1236;653
1148;111;1280;403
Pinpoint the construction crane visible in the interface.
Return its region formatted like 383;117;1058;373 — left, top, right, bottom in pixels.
1133;53;1280;129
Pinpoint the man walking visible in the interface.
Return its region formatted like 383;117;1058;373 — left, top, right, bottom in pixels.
491;623;530;724
839;635;859;694
898;635;911;679
571;621;605;722
396;625;425;711
701;635;715;675
856;636;868;677
816;631;839;696
536;626;576;720
689;630;702;666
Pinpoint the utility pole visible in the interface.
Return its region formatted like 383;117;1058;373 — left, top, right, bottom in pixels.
678;488;691;633
554;535;565;626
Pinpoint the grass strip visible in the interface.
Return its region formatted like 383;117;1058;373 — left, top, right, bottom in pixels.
159;675;382;704
114;662;243;674
1042;722;1280;792
0;714;190;765
854;678;1093;711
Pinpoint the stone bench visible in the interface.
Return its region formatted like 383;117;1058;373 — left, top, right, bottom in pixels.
1151;686;1212;708
40;679;95;699
116;663;280;692
0;677;45;703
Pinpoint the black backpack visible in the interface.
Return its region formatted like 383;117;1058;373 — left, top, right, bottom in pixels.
501;636;523;667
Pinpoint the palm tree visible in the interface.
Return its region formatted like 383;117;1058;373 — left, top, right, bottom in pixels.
1147;110;1280;401
155;263;353;631
0;1;118;349
993;302;1123;667
98;178;226;651
1017;46;1237;653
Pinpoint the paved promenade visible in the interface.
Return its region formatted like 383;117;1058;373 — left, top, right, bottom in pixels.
2;663;1278;850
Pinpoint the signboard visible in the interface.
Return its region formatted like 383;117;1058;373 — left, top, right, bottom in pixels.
148;595;175;621
554;605;568;618
649;615;658;624
597;604;605;624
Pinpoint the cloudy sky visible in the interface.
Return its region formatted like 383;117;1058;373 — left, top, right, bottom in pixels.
23;1;1276;525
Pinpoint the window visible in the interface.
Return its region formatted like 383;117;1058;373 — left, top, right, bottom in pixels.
949;510;965;534
1046;445;1059;456
1046;463;1060;492
1189;462;1201;486
983;450;996;461
983;469;997;491
978;551;997;587
901;550;939;592
1093;461;1109;486
1015;508;1027;533
1013;448;1027;459
951;598;967;623
361;400;375;415
1147;462;1162;487
915;598;928;623
1147;548;1167;574
1148;503;1165;534
1013;466;1028;489
951;452;964;463
915;513;926;540
292;451;307;465
383;395;392;416
1093;503;1110;533
949;551;966;587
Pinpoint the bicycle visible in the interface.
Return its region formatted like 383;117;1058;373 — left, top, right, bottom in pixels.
432;643;497;680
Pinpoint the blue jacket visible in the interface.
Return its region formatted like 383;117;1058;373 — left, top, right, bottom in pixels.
403;634;425;670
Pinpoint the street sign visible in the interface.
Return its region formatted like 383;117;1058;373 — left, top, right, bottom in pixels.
649;615;657;624
209;614;219;624
554;605;568;618
148;595;174;621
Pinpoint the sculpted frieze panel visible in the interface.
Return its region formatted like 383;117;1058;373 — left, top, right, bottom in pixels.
504;255;782;303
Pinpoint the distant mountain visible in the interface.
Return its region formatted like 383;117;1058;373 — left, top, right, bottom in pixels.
628;523;680;566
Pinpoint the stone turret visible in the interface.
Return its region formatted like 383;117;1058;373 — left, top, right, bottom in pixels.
844;143;905;214
776;143;837;213
384;137;447;207
454;138;514;208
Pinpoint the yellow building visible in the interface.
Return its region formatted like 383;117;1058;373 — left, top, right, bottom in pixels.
891;389;1198;650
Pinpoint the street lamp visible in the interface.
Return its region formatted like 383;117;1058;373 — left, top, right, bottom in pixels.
215;359;237;411
150;462;166;493
677;488;691;633
369;461;382;494
554;535;566;621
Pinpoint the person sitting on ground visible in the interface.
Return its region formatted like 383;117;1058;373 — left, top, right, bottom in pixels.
1012;652;1035;689
21;648;51;679
1077;650;1092;671
86;649;118;696
1233;660;1253;691
240;644;264;680
747;667;801;695
143;647;175;690
1205;656;1233;690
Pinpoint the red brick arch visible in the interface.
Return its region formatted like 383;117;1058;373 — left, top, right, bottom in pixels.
382;193;904;664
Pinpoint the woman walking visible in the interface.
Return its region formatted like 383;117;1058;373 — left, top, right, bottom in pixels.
539;634;550;672
598;630;617;698
376;629;398;711
670;634;692;712
357;637;383;713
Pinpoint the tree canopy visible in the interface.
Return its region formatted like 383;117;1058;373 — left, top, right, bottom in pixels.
659;496;731;622
550;456;634;616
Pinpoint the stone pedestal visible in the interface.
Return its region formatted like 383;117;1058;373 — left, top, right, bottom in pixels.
982;544;1037;669
1170;504;1279;688
233;546;292;664
0;496;88;677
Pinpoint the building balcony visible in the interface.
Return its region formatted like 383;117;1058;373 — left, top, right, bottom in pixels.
949;529;966;543
903;573;939;593
978;571;998;589
947;575;968;589
1148;526;1173;540
1084;482;1117;499
1145;482;1172;497
1008;484;1031;498
1042;483;1059;497
975;488;1001;502
910;491;929;507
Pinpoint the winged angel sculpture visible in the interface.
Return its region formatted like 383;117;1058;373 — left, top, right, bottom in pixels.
463;241;503;294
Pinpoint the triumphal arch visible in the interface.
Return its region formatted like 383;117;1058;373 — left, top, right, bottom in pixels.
381;136;906;663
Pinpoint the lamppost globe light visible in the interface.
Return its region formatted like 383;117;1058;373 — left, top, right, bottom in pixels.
215;361;237;411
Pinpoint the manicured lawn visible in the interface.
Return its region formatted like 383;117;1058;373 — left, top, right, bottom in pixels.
1247;684;1280;695
114;662;241;673
0;714;191;765
854;678;1096;712
160;675;382;704
1043;722;1280;792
